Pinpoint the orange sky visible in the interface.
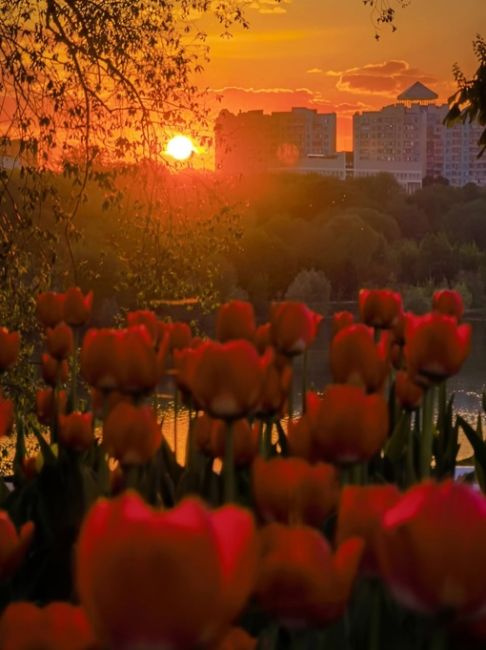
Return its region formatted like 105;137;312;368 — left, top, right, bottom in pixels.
198;0;486;153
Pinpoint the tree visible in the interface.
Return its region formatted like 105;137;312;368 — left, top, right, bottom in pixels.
445;35;486;157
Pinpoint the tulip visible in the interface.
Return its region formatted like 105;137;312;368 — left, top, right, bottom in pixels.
81;329;120;390
331;311;355;338
216;300;256;343
41;353;69;386
0;512;34;580
336;485;401;575
0;398;14;438
290;387;388;465
126;309;160;345
173;345;203;402
254;322;271;354
191;340;265;419
46;323;74;360
0;602;99;650
36;291;65;328
256;355;292;418
359;289;403;329
76;493;259;649
256;523;363;626
395;370;423;410
270;302;323;356
63;287;93;326
432;289;464;320
102;402;162;464
168;321;192;351
404;312;471;386
330;324;390;393
117;326;158;393
58;412;94;451
252;457;340;526
0;328;20;371
35;388;67;425
216;627;257;650
194;414;259;466
91;388;131;419
378;480;486;617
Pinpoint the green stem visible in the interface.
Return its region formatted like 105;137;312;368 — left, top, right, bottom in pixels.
71;327;80;412
430;626;448;650
420;388;435;479
405;411;416;487
259;419;273;459
223;420;236;503
368;581;381;650
173;387;179;464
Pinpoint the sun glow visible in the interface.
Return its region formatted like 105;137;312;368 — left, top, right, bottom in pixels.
165;135;194;161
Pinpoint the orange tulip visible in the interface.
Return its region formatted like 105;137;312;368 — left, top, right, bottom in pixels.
35;388;67;425
194;414;259;466
432;289;464;320
257;523;363;626
0;602;99;650
0;398;14;438
290;387;388;465
404;312;471;386
395;370;423;410
378;481;486;617
359;289;403;329
0;328;20;371
41;353;69;386
76;493;259;649
252;457;340;526
215;627;257;650
331;311;354;338
191;340;265;419
46;323;74;360
102;402;161;464
270;302;323;356
0;512;34;580
216;300;256;343
336;485;401;575
330;324;390;392
58;412;94;451
63;287;93;326
36;291;65;328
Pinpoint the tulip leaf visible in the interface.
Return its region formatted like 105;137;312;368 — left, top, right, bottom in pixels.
457;415;486;492
385;412;410;463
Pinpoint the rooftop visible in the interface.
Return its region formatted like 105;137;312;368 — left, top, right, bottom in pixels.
397;82;438;102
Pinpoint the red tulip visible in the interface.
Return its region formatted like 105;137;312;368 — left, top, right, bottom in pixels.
76;493;259;649
0;328;20;371
254;323;271;354
194;414;259;466
216;300;256;343
0;512;34;580
270;302;323;356
404;313;471;386
102;402;161;464
191;340;265;419
359;289;403;329
46;323;74;360
0;602;99;650
256;354;292;418
432;289;464;320
81;329;120;390
0;398;14;438
126;309;160;345
91;389;130;419
216;627;257;650
257;523;363;626
252;457;340;526
63;287;93;326
41;353;69;386
290;387;388;465
331;311;354;338
35;388;67;425
330;324;390;392
58;412;94;451
167;322;192;351
378;480;486;617
36;291;65;328
336;485;401;575
395;370;423;410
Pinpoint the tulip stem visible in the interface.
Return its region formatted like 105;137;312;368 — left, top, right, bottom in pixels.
173;387;179;464
405;412;416;487
420;388;435;479
259;419;273;459
223;420;236;503
302;349;308;414
368;581;382;650
70;327;80;412
430;626;448;650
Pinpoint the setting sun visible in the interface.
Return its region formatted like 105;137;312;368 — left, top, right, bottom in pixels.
165;135;194;161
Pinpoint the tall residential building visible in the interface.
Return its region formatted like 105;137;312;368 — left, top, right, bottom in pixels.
353;82;486;191
215;107;336;174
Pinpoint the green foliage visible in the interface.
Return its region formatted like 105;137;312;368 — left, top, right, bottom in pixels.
285;269;331;309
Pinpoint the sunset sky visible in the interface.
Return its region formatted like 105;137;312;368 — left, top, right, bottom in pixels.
201;0;486;151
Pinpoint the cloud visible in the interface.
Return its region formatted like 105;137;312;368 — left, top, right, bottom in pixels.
330;60;438;98
248;0;291;14
306;68;323;74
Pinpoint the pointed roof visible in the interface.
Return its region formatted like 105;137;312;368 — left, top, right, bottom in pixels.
397;82;438;102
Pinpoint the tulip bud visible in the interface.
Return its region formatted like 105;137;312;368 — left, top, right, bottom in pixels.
0;328;20;371
46;323;74;360
63;287;93;326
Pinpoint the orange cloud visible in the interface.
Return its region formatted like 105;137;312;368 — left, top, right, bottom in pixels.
332;60;438;97
248;0;291;14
